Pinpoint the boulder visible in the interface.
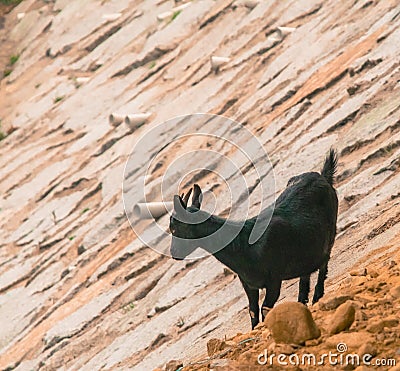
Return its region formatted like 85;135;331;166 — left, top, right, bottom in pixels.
319;295;353;311
264;302;320;345
328;302;355;334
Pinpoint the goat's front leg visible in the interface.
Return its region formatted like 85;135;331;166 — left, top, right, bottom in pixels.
298;274;311;304
313;261;328;304
240;278;260;329
261;278;282;322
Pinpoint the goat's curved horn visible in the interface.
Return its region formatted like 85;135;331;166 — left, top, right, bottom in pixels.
192;184;202;209
182;187;192;208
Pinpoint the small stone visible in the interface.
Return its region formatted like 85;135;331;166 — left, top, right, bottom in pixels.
389;285;400;299
209;359;239;369
77;245;86;255
326;332;373;349
366;319;384;333
275;344;295;355
358;342;377;357
383;315;399;327
319;295;353;311
376;333;385;341
347;84;360;96
165;360;183;371
388;260;397;269
352;276;368;286
261;329;271;340
207;338;226;356
365;280;386;292
328;302;356;335
350;268;367;276
367;316;398;332
367;268;379;278
355;309;367;322
366;302;378;309
267;341;276;352
237;349;258;364
377;298;391;305
384;338;394;346
250;329;261;337
354;294;376;304
60;269;69;279
264;302;320;345
305;338;321;346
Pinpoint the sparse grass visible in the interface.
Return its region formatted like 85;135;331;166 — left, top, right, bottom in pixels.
170;10;181;22
148;61;156;69
68;235;75;241
9;54;19;65
0;0;23;4
2;54;20;79
0;121;5;141
82;207;89;214
35;83;41;89
176;316;185;327
54;96;64;103
121;301;135;313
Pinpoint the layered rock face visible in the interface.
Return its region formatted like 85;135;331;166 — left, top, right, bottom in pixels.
1;0;400;370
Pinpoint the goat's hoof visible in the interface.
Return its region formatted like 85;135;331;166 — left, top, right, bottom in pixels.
261;306;271;318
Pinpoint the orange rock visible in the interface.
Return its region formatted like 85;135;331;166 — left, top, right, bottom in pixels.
206;338;226;357
328;302;355;334
264;302;320;345
165;360;183;371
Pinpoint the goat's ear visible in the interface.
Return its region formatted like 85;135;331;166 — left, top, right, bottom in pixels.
192;184;202;209
174;195;187;217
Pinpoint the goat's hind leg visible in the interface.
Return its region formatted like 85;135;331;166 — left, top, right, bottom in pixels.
312;261;328;304
298;274;311;305
261;278;282;322
240;278;260;329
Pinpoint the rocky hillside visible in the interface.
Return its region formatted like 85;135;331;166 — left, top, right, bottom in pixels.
0;0;400;370
177;248;400;371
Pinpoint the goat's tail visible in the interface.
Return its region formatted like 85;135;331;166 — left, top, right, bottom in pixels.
321;148;338;185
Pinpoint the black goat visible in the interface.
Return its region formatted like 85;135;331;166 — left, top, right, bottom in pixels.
170;149;338;329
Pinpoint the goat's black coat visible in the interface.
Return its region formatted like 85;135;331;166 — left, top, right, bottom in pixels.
170;149;338;329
